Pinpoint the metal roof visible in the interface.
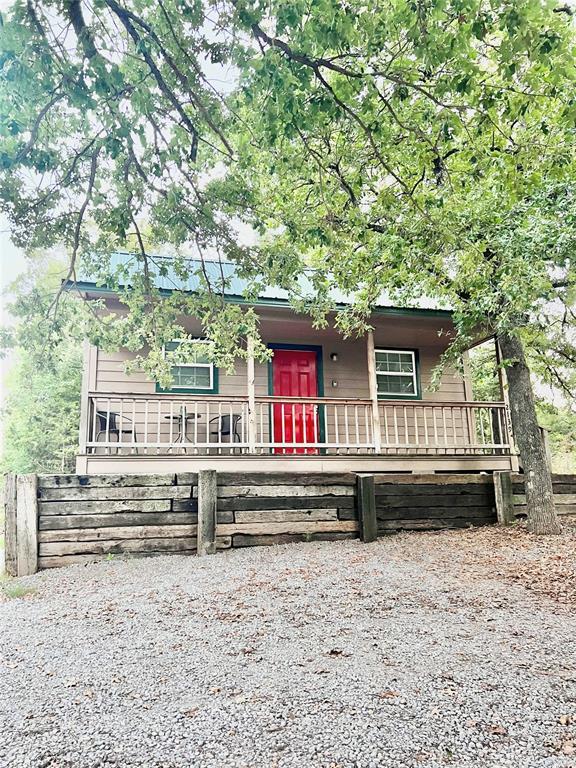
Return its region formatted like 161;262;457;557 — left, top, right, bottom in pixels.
72;252;451;316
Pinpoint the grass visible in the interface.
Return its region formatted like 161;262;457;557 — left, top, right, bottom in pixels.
0;576;37;600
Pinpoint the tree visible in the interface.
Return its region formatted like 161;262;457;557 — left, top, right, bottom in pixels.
1;0;576;532
1;264;86;473
2;344;82;474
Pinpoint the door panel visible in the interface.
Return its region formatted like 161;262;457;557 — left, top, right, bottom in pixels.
272;349;319;454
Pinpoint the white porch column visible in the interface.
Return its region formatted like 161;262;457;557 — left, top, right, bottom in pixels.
78;339;92;455
247;336;257;454
366;330;382;454
495;337;520;471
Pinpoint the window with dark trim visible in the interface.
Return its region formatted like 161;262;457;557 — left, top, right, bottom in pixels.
156;339;219;394
375;349;419;398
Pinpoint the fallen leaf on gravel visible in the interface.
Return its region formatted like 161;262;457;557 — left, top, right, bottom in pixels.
378;690;399;699
490;725;508;736
181;707;198;717
559;715;574;726
560;740;575;755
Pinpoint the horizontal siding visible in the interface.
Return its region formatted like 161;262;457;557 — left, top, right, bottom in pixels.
91;309;467;402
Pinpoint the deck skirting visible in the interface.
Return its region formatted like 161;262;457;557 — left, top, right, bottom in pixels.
77;452;517;475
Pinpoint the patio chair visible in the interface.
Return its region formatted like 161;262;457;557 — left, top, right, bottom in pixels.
94;411;138;452
209;414;242;443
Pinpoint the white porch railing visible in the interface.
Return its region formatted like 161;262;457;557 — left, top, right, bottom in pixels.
82;392;512;456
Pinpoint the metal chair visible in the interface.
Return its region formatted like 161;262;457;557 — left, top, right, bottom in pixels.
95;411;138;451
209;414;242;443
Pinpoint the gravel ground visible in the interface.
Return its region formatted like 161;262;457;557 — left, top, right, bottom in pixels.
1;528;576;768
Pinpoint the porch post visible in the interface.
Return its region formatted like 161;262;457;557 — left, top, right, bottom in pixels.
78;339;91;455
366;331;382;454
461;350;477;452
247;336;257;454
496;338;519;471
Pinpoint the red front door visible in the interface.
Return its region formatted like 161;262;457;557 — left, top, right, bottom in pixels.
272;349;319;454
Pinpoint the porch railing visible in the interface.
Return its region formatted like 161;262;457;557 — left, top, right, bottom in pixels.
82;392;512;457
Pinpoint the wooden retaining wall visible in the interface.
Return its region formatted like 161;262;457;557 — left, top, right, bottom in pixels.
511;474;576;525
216;472;358;548
37;473;199;570
373;474;497;534
3;470;529;576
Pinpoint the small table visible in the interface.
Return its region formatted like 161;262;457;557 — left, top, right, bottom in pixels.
164;409;201;443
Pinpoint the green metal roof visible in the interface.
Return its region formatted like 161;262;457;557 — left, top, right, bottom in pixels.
70;252;452;317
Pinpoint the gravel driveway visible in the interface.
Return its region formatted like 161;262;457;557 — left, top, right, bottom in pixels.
1;529;575;768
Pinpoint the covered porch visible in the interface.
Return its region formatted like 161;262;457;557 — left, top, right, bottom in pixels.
76;331;517;474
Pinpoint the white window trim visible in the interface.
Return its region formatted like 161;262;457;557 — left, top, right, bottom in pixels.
163;338;214;391
374;348;418;398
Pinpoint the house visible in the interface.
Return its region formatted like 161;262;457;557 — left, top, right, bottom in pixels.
70;253;517;475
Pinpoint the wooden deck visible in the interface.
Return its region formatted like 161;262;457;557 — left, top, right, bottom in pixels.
77;392;517;474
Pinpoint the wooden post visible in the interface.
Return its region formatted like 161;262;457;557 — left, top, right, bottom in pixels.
357;474;378;542
16;474;38;575
461;350;477;451
78;340;91;455
247;336;256;454
366;331;382;454
3;473;17;577
197;469;217;556
493;471;515;525
495;338;519;471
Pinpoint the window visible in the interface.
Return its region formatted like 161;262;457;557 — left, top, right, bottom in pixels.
375;349;419;398
159;339;218;393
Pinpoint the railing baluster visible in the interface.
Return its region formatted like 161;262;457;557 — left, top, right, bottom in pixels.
393;407;399;448
118;398;123;455
477;406;486;448
355;405;360;452
281;403;286;454
344;405;350;454
334;404;340;454
423;407;429;449
91;397;97;455
106;398;111;454
156;399;161;454
169;401;174;448
451;407;458;449
217;401;222;454
143;399;148;455
414;406;420;452
131;399;136;453
432;406;438;452
383;407;389;448
442;408;448;453
403;405;408;452
259;401;264;453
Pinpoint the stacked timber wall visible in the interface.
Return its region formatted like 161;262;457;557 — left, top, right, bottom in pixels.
511;474;576;526
37;473;199;570
4;470;541;576
215;472;358;548
374;474;497;533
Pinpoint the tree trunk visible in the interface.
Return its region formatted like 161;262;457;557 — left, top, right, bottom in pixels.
498;332;561;534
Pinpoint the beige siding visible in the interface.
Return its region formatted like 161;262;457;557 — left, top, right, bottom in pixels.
90;305;465;402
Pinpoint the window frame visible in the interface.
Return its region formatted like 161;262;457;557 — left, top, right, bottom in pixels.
374;347;421;400
155;338;219;395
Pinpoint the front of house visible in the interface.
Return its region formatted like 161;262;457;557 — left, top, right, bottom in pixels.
73;255;517;475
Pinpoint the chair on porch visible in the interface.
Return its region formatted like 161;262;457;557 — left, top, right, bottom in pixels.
209;414;242;447
94;411;138;452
